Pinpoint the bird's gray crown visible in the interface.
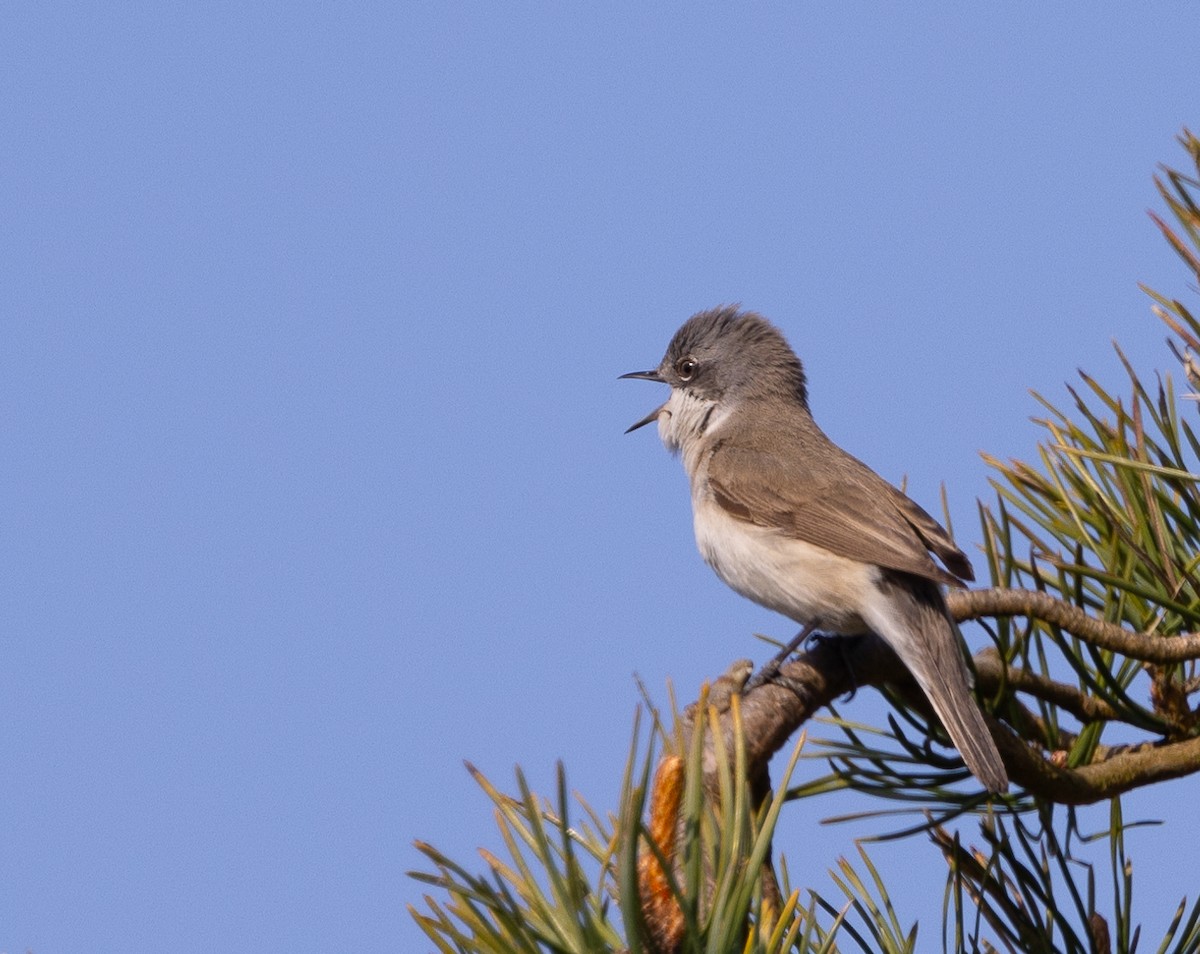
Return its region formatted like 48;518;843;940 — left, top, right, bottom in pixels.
659;305;809;407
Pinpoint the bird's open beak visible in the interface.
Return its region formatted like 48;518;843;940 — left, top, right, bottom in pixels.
619;369;668;433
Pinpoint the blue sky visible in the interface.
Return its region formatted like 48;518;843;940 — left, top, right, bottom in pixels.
4;4;1199;951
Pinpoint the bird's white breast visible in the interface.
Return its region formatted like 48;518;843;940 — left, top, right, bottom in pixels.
691;494;878;635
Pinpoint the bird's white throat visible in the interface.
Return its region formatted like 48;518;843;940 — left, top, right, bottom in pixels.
657;388;727;464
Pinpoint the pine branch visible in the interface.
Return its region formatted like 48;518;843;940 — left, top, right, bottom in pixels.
947;587;1200;664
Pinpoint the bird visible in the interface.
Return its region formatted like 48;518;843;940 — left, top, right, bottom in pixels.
621;305;1008;793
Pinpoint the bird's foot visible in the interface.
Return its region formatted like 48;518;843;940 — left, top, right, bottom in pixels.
744;622;819;692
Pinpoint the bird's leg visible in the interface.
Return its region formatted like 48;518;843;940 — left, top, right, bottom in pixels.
745;621;819;691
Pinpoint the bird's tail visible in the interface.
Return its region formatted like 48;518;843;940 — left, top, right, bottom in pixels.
866;576;1009;793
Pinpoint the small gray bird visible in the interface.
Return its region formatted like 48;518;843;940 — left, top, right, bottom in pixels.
622;306;1008;793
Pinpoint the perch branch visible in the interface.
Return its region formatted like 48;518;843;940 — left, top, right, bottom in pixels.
947;587;1200;663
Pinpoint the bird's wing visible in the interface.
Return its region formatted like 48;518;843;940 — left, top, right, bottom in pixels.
706;439;972;587
880;483;974;582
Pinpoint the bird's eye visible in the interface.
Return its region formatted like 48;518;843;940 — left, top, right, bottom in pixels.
675;357;698;381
